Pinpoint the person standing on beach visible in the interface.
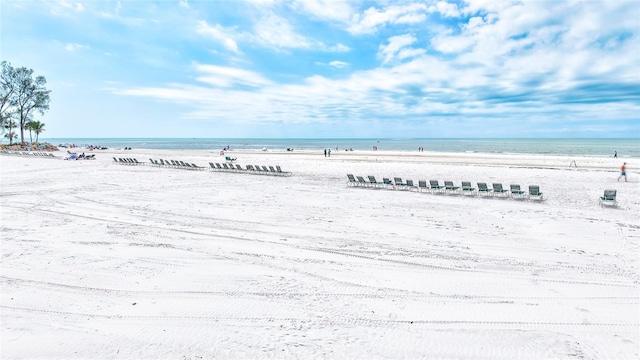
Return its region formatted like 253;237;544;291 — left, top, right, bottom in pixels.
614;151;617;158
328;149;331;157
324;149;327;157
618;163;627;182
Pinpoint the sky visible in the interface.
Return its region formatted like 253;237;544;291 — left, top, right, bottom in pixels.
1;0;639;138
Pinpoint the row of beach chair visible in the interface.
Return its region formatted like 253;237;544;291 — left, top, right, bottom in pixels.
144;158;291;176
347;175;544;200
1;150;56;158
209;162;291;176
148;158;204;170
113;157;145;165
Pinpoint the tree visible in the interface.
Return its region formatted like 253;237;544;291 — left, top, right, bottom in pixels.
0;61;17;132
12;67;51;144
29;120;45;143
25;119;34;143
3;118;18;145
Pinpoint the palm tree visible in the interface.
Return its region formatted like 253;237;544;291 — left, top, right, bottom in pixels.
25;119;34;143
3;119;17;145
31;120;45;143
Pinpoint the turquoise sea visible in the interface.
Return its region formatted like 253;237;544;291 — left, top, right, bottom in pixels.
39;138;639;158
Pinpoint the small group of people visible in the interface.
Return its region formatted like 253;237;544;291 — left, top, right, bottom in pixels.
64;150;96;160
418;146;424;152
323;148;331;157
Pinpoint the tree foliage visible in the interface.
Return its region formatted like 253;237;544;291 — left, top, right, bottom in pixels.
1;61;51;144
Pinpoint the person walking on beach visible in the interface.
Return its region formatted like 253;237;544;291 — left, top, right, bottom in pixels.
327;148;331;157
618;163;627;182
614;151;617;158
324;149;327;157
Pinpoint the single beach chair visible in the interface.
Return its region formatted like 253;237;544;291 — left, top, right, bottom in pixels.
444;181;460;194
599;189;617;207
477;182;493;196
492;183;509;197
418;180;429;193
510;184;527;199
347;174;358;186
528;185;544;201
429;180;445;193
461;181;476;195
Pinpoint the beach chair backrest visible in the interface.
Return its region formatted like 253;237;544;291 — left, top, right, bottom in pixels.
493;183;503;192
419;180;427;189
236;164;242;170
394;177;403;185
462;181;471;189
347;174;356;182
510;184;520;191
356;176;367;184
383;178;392;185
478;182;488;191
368;176;377;184
429;180;440;188
406;180;414;187
269;166;276;172
276;166;283;172
529;185;540;195
444;181;454;189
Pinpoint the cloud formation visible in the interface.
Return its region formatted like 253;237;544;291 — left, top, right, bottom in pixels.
1;0;638;137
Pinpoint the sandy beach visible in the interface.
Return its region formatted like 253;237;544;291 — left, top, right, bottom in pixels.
1;148;638;359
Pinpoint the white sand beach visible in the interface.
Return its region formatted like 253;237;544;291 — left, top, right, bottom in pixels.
1;149;638;359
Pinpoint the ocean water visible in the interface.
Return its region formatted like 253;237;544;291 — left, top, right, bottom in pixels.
39;138;639;157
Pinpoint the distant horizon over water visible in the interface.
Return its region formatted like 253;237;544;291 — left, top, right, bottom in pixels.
38;138;639;158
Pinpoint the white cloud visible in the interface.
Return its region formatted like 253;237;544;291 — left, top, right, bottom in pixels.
329;61;349;68
194;64;273;88
429;1;459;18
252;12;311;49
64;43;90;52
197;21;240;53
379;34;418;64
348;3;428;35
292;0;354;22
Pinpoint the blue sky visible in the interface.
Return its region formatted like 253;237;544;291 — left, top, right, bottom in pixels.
2;0;639;138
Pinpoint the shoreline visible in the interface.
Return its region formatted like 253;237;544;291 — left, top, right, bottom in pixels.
48;147;635;173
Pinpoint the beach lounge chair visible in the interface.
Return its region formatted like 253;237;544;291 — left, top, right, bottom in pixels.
418;180;429;192
477;182;493;196
236;164;243;170
275;166;289;175
429;180;445;193
269;166;276;172
528;185;544;201
254;165;262;172
356;176;370;187
382;178;393;189
492;183;509;197
262;166;269;172
510;184;526;198
367;176;380;188
444;181;460;194
347;174;358;186
461;182;476;195
599;189;617;207
225;156;237;162
394;177;408;190
405;179;417;191
113;157;118;163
